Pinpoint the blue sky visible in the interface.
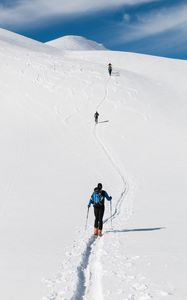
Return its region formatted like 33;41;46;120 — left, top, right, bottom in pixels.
0;0;187;59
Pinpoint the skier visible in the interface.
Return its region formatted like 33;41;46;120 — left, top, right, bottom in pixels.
108;63;112;76
88;183;112;236
94;111;99;124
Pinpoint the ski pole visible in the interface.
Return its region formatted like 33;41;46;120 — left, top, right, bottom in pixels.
110;200;112;229
85;206;90;231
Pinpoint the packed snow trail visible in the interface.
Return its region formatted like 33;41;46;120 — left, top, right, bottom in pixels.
43;75;129;300
71;235;97;300
70;77;129;300
82;77;129;299
94;78;129;224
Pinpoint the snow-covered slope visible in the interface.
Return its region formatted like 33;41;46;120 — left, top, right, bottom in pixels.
0;28;60;53
46;35;106;50
0;29;187;300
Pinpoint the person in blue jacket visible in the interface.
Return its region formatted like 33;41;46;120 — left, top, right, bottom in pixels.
88;183;112;236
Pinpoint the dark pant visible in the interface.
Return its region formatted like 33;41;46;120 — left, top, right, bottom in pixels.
94;205;105;230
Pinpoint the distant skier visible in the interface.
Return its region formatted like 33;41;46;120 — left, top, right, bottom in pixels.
88;183;112;236
94;111;99;124
108;63;112;76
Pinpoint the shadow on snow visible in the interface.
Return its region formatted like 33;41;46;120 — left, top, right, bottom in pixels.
106;227;165;233
98;120;109;124
112;71;120;76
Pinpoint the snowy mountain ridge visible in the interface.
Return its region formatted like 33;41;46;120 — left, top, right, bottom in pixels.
0;28;187;300
46;35;107;51
0;27;59;53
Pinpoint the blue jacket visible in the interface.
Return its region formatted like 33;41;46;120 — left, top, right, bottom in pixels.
88;190;112;206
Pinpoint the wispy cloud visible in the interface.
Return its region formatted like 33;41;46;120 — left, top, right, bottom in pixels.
120;3;187;42
123;13;131;23
0;0;158;27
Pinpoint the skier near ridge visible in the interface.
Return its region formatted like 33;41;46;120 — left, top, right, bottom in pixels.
108;63;112;76
88;183;112;236
94;111;99;124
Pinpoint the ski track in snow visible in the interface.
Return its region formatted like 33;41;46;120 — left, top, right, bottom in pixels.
43;69;170;300
39;68;166;300
71;236;98;300
42;76;129;300
82;77;129;300
71;78;129;300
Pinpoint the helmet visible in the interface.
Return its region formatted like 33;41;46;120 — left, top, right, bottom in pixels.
97;183;102;190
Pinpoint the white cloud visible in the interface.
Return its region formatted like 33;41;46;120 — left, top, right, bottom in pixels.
120;4;187;42
123;13;131;23
0;0;158;27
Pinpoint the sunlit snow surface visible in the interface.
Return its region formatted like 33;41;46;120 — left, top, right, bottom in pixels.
46;35;106;51
0;28;187;300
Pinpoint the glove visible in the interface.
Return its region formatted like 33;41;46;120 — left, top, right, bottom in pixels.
110;196;112;200
88;204;90;208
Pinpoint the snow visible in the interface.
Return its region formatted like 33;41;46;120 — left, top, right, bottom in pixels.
0;28;59;54
46;35;106;51
0;28;187;300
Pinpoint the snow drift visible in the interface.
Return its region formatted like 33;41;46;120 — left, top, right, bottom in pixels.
0;28;187;300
